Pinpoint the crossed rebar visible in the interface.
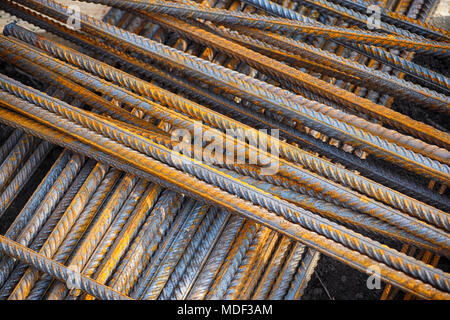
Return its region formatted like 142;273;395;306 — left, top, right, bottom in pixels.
0;0;447;301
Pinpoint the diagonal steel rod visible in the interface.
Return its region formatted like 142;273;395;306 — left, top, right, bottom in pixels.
0;140;52;218
7;162;108;299
5;1;450;172
138;11;450;115
74;0;450;57
233;25;450;98
283;0;447;40
324;0;450;41
0;102;447;300
1;30;448;229
2;13;443;212
0;85;449;296
0;235;132;300
2;70;448;251
0;0;446;300
225;0;450;95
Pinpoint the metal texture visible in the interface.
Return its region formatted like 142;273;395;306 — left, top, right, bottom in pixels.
326;0;449;40
0;0;447;301
3;28;447;232
0;83;448;299
9;0;450;161
2;11;442;213
76;0;450;57
1;75;448;249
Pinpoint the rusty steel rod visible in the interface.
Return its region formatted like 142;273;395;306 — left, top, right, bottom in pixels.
0;83;448;296
138;12;450;115
101;0;450;114
73;0;450;57
284;0;448;40
227;0;450;95
0;92;448;299
20;0;446;160
2;73;448;253
0;140;52;218
234;26;450;98
0;149;72;245
0;152;85;289
3;14;442;214
0;235;132;300
7;162;108;300
4;2;450;172
2;25;446;218
0;34;448;236
322;0;450;41
27;169;122;300
0;0;447;301
0;158;96;299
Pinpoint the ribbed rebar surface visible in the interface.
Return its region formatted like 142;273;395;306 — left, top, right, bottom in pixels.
0;0;447;300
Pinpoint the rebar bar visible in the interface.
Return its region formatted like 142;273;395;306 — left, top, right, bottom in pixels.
0;235;132;300
0;86;448;298
76;0;450;57
0;0;447;301
3;27;447;229
8;0;450;160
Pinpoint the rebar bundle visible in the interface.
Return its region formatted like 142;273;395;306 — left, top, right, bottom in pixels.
0;0;447;300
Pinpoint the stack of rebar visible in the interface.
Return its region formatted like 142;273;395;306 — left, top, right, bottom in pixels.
0;0;447;300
